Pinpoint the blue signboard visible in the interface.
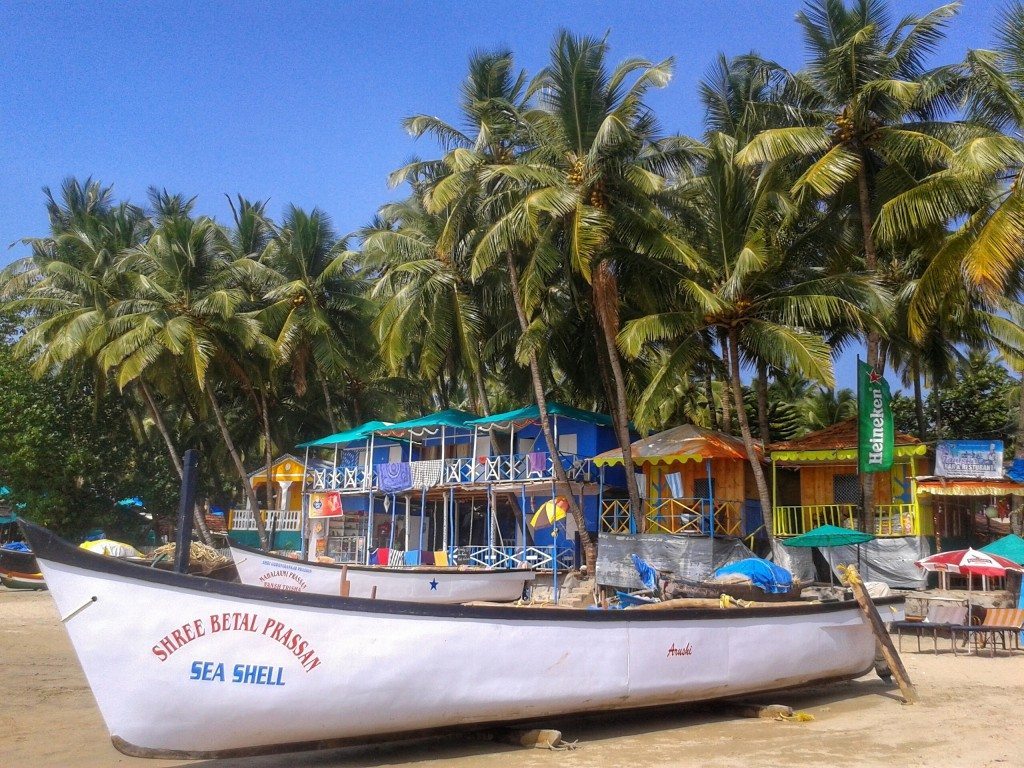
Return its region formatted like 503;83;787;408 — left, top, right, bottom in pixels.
934;440;1004;479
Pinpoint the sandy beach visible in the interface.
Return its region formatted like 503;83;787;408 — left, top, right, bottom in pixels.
3;588;1022;768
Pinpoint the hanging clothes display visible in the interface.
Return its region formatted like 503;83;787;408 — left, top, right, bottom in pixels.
410;460;444;488
377;462;412;492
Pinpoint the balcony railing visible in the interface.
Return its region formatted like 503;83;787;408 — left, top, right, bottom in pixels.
600;498;744;537
228;508;302;532
772;502;918;538
306;452;594;492
461;544;575;570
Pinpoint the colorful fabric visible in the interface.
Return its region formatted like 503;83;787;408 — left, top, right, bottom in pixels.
419;550;435;566
388;549;405;566
404;550;421;566
410;460;443;488
377;462;412;492
528;452;547;475
308;491;343;518
373;547;390;566
433;550;449;567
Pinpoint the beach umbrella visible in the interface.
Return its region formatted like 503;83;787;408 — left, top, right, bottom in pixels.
980;534;1024;566
529;496;568;531
916;548;1023;619
783;525;875;584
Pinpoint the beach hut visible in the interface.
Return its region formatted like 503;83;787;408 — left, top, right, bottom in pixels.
769;419;930;538
592;424;762;538
227;454;309;550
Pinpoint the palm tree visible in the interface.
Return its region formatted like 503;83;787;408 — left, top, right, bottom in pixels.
100;191;272;547
363;194;491;413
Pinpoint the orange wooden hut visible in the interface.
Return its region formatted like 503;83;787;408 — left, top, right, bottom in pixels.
593;424;763;538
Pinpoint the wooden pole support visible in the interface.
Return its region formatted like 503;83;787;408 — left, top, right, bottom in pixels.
840;564;918;704
370;585;377;600
340;565;350;598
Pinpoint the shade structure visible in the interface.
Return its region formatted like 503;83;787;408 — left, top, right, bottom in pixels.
980;534;1024;566
782;524;875;549
592;424;755;467
374;409;478;437
529;497;568;531
467;402;613;429
297;420;393;448
915;548;1023;578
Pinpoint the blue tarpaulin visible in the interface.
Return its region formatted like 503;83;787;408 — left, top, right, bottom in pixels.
631;554;659;592
1;541;31;552
713;558;793;594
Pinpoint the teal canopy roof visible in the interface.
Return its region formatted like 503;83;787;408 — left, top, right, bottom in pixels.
297;420;393;448
783;524;875;548
467;402;613;428
376;409;478;436
980;534;1024;565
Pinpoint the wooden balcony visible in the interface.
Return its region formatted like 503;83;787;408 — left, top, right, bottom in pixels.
600;498;744;537
772;502;919;538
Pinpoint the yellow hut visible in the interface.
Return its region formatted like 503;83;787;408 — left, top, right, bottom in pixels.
227;454;307;548
593;424;762;538
769;420;931;538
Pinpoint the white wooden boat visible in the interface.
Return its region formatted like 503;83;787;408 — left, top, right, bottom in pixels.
23;520;903;759
228;541;534;603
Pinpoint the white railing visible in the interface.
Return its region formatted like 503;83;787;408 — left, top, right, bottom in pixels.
460;544;576;570
228;508;302;532
306;452;594;492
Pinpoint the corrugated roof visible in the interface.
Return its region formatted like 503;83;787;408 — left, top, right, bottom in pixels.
770;418;921;452
593;424;758;466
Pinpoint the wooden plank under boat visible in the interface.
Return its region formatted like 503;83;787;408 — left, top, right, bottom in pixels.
21;519;904;760
228;540;534;603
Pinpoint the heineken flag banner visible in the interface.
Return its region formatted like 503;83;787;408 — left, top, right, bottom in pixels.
858;361;894;474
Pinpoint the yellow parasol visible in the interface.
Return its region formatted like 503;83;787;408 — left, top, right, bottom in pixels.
529;497;569;530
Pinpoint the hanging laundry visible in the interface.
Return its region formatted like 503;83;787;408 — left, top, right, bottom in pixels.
404;550;421;566
528;452;548;475
376;462;412;492
419;550;435;566
433;550;450;567
388;549;405;566
308;491;343;518
410;459;443;488
665;472;684;499
373;547;390;566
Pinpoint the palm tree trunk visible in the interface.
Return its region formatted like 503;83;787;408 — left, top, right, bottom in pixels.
596;313;644;535
139;379;213;546
705;374;719;431
318;373;338;433
756;359;771;450
504;250;596;569
205;385;269;549
913;358;927;441
857;158;879;536
472;356;491;416
719;337;733;434
259;387;275;513
727;329;774;542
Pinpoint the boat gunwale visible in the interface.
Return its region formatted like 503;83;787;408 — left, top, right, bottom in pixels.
227;539;536;577
20;519;903;623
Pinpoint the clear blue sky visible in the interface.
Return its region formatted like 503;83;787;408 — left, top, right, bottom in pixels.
0;0;1003;388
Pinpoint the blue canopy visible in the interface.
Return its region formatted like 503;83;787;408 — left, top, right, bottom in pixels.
714;558;794;594
297;420;393;448
467;402;612;428
376;409;478;436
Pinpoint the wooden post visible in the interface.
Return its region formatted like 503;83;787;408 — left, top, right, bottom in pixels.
370;585;377;600
840;564;918;704
340;565;350;597
173;449;200;574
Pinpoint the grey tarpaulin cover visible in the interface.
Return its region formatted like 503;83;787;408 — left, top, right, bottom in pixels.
771;540;817;584
821;536;931;589
596;533;755;589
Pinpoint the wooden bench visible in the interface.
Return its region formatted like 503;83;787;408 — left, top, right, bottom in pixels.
892;603;967;654
951;608;1024;656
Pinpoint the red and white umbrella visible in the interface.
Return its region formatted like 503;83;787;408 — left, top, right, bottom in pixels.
915;548;1023;577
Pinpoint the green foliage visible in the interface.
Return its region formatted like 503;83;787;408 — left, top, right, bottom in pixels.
932;354;1018;449
0;343;178;540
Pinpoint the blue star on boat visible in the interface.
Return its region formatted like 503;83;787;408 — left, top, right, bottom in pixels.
428;579;439;591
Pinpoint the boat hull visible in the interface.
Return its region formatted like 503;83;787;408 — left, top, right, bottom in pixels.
0;570;46;590
228;543;534;603
24;521;895;759
0;545;39;575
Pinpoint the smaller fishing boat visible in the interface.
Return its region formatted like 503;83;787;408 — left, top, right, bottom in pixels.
228;540;534;603
0;543;45;589
663;578;803;603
